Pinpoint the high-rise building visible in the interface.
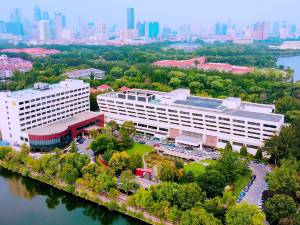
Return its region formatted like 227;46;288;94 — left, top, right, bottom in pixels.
34;6;42;22
251;22;270;40
215;22;222;35
54;12;66;39
0;21;6;33
97;89;284;155
148;22;159;39
221;23;228;35
272;21;280;36
127;8;134;29
42;11;50;20
38;20;51;41
5;22;23;36
136;21;146;37
10;8;22;23
0;79;103;151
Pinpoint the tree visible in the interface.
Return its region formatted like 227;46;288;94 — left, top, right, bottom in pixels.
109;151;131;175
180;207;222;225
60;164;79;184
106;120;119;133
89;134;116;154
198;170;227;198
240;146;248;156
266;160;299;194
0;147;12;160
264;194;297;225
189;81;203;94
215;150;248;184
224;142;233;152
69;141;78;153
255;149;263;160
225;203;265;225
109;66;123;78
93;170;118;192
119;121;136;137
275;96;300;115
157;160;183;182
169;77;181;88
120;170;139;193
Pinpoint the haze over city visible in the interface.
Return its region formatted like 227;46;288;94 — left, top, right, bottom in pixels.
1;0;300;27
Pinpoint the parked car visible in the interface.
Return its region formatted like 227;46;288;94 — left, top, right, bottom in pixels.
139;141;146;144
153;143;160;147
253;160;259;164
251;175;256;181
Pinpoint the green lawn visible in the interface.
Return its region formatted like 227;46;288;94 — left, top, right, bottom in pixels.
125;143;154;156
184;160;217;176
232;171;252;197
184;162;206;176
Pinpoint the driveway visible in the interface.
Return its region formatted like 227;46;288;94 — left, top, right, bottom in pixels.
242;162;267;205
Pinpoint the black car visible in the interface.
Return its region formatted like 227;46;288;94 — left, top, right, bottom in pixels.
251;175;256;181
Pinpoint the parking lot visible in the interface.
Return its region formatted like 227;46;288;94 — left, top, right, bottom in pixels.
134;135;221;161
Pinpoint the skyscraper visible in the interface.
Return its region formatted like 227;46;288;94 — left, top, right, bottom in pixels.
42;11;50;20
148;22;159;39
136;21;146;37
34;6;42;22
54;12;66;40
10;8;22;23
127;8;134;29
38;20;51;41
215;22;222;35
0;21;6;33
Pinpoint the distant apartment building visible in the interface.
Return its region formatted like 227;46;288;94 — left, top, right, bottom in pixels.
153;57;253;75
0;55;32;78
64;68;105;79
38;20;51;41
97;89;284;155
0;79;103;151
127;8;135;30
148;22;160;39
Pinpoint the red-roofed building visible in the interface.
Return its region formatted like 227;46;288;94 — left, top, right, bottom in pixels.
153;57;252;75
119;86;130;92
0;55;32;78
97;84;112;92
0;48;61;57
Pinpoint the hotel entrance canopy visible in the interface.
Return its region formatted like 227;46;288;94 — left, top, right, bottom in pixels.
175;135;202;146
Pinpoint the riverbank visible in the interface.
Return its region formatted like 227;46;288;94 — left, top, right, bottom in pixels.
0;160;171;225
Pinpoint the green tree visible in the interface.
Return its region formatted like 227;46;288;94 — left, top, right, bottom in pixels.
109;151;131;175
180;207;222;225
198;170;227;198
89;134;116;154
169;77;181;89
69;141;78;153
255;149;263;160
119;121;136;137
225;203;265;225
189;81;203;94
157;160;182;182
120;170;139;193
266;160;299;193
0;147;12;160
264;194;297;225
240;146;248;156
60;164;79;184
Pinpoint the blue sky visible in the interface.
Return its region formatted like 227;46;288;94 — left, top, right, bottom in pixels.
1;0;299;28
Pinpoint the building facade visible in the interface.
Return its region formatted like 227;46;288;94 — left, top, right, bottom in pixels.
97;89;284;155
0;79;98;149
64;68;105;79
127;8;135;30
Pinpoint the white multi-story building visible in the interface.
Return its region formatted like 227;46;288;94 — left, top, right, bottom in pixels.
97;89;284;155
0;79;90;146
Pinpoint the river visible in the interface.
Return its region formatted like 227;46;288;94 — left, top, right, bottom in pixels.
0;168;144;225
277;55;300;81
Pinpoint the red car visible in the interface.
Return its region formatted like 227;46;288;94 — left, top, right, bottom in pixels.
153;143;160;147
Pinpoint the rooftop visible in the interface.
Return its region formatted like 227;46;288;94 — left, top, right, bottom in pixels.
64;68;105;77
26;111;100;136
0;79;88;99
175;96;223;109
224;109;283;122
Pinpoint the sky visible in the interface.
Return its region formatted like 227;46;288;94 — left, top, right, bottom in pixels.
1;0;300;28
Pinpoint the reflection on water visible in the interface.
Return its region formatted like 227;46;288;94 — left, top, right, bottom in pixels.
0;168;144;225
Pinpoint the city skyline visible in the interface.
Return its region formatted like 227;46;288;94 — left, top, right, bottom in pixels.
1;0;300;28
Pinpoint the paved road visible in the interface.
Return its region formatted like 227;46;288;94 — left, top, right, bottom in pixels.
242;162;267;205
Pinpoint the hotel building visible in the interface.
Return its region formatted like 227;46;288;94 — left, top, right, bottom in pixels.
0;79;103;151
97;89;284;155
